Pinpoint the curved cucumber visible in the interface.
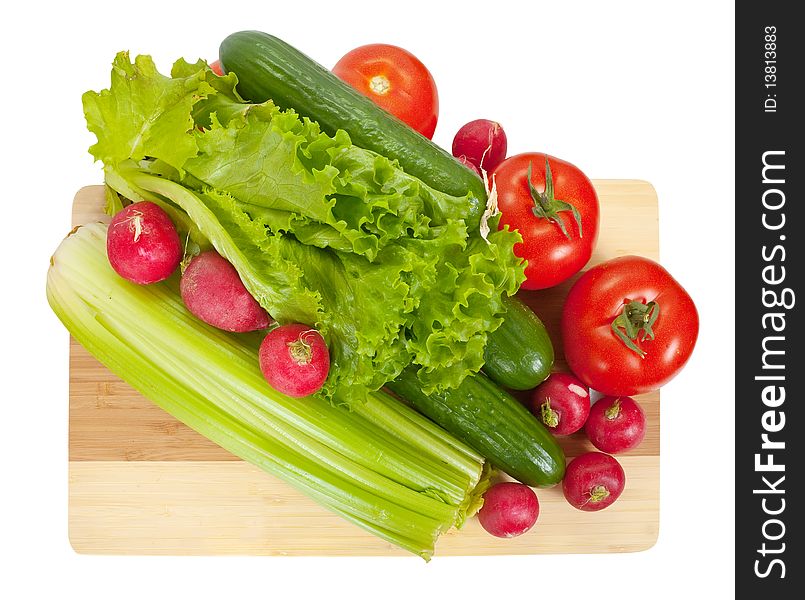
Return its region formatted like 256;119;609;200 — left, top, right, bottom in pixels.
483;296;554;390
219;30;486;227
387;370;565;487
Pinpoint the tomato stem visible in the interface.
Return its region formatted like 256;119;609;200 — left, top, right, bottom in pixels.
369;75;391;95
527;158;583;239
611;299;660;358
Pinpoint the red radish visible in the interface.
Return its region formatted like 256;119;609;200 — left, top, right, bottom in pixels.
452;119;507;172
585;396;646;454
456;154;481;177
478;482;539;538
107;201;182;285
259;324;330;397
210;60;224;76
562;452;626;512
180;251;271;332
530;372;591;435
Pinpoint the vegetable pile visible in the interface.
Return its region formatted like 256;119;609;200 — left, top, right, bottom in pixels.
83;52;524;408
47;30;700;558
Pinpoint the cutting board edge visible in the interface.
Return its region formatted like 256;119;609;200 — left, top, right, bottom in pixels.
67;457;660;557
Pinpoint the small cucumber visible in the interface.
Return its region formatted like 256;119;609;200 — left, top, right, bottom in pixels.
219;31;486;227
483;296;554;390
387;370;565;487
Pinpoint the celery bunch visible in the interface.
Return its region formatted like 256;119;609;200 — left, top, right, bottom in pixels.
48;223;486;559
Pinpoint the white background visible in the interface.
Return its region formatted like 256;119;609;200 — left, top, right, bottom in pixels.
1;1;735;598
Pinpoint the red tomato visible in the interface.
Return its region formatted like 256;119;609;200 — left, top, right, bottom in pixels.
332;44;439;139
492;153;599;290
561;256;699;396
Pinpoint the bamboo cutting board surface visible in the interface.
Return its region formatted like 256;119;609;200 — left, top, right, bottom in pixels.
68;181;660;556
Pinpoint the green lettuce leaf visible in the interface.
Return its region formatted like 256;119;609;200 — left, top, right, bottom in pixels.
82;53;207;171
83;53;526;406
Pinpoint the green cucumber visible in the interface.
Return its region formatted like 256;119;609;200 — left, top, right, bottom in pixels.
387;370;565;487
219;30;486;228
483;296;554;390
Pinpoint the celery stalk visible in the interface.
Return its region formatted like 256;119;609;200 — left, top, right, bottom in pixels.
48;223;485;559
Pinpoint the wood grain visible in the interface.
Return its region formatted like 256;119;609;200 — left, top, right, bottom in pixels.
67;181;660;556
69;458;658;556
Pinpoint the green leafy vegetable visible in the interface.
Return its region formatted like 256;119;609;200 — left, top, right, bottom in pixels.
82;52;526;406
47;223;487;559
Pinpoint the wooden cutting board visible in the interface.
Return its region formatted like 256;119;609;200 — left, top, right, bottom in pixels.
68;181;660;557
